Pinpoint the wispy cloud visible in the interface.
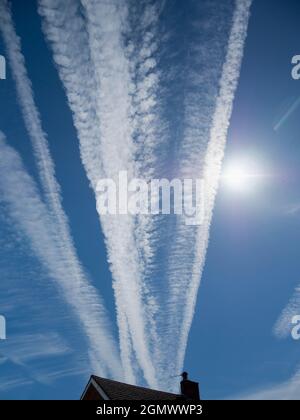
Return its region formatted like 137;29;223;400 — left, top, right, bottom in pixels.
0;376;33;392
0;333;70;363
0;130;121;379
285;203;300;216
273;96;300;132
0;331;89;391
232;372;300;400
0;0;122;379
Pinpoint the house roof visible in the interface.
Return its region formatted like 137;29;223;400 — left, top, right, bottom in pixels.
85;375;182;400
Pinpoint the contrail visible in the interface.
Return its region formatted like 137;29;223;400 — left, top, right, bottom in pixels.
176;0;253;377
81;0;156;387
273;96;300;131
109;0;253;390
137;0;252;389
38;0;157;387
37;0;253;392
0;0;63;215
37;0;135;380
124;0;169;378
0;132;122;378
0;1;122;379
81;0;173;385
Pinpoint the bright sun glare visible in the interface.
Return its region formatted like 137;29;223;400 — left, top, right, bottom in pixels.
221;160;264;193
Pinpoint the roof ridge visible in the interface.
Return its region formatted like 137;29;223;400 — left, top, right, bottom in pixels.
91;375;181;396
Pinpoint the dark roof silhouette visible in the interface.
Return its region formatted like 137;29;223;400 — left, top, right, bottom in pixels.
81;375;182;400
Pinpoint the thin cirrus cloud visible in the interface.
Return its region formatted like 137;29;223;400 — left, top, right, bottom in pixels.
285;203;300;216
0;332;91;390
0;131;121;382
0;376;33;392
232;371;300;400
0;0;122;380
37;0;253;392
0;333;70;364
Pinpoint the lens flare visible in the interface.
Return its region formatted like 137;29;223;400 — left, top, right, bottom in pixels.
221;159;265;193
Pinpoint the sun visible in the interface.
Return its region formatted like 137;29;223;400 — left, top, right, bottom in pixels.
221;159;264;193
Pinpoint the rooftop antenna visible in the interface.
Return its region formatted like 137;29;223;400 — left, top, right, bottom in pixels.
169;372;189;379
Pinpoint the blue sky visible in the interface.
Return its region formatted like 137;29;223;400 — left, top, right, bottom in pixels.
0;0;300;400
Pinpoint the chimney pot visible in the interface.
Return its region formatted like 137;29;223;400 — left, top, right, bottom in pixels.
181;371;188;381
180;372;200;400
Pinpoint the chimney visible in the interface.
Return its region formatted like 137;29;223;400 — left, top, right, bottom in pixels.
180;372;200;400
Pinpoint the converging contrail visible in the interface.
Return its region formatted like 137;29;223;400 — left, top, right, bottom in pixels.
82;0;157;387
122;0;252;390
38;0;157;387
176;0;253;378
0;132;122;378
124;0;170;375
35;0;253;392
0;1;122;379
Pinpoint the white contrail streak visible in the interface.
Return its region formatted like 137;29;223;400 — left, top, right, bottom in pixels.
38;0;157;387
176;0;253;376
81;0;156;387
0;0;59;213
0;132;121;378
123;0;167;378
141;0;252;390
0;1;122;379
125;0;252;390
38;0;253;391
37;0;136;381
